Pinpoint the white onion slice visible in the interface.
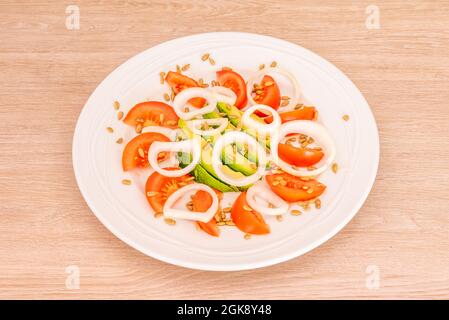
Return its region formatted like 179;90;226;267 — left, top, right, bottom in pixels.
148;138;201;177
186;118;228;136
163;183;218;223
173;87;217;120
242;104;281;135
210;86;237;105
212;131;267;186
246;182;289;216
246;67;302;113
270;120;336;177
141;126;178;141
141;126;181;168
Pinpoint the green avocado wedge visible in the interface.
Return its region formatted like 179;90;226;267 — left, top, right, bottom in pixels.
203;111;260;164
192;165;237;193
177;119;248;192
216;102;270;151
222;145;257;176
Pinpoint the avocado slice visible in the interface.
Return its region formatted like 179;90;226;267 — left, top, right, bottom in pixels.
192;165;236;193
179;118;257;177
178;119;246;191
216;102;270;151
222;145;257;176
203;111;260;164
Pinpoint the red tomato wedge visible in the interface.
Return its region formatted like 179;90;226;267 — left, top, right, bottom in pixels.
216;69;247;109
278;143;324;167
264;106;317;124
145;169;193;214
122;133;170;171
165;71;205;108
231;192;270;235
266;172;326;202
123;101;179;128
192;190;221;237
252;75;281;112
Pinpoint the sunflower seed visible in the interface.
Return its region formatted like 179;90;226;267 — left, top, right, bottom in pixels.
159;72;165;84
164;218;176;225
154;212;163;218
332;163;339;174
165;120;177;126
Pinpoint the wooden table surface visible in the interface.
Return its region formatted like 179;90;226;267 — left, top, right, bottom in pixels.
1;0;449;299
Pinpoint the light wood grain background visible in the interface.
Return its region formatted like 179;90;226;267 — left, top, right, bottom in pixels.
1;0;448;299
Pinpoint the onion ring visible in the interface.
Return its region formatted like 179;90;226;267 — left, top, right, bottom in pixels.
148;138;201;177
210;86;237;105
172;87;217;120
270;120;336;177
141;126;183;168
141;126;179;141
212;131;267;186
246;67;302;113
163;183;219;223
246;182;289;216
186;118;228;136
242;104;281;135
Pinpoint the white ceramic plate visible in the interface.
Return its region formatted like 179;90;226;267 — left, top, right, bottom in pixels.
72;32;379;271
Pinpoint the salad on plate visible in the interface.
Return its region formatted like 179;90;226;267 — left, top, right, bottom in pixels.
112;57;341;239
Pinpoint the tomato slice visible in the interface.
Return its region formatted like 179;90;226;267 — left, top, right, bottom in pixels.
123;101;179;128
145;169;193;214
252;75;280;111
192;190;221;237
122;133;170;171
264;106;317;124
165;71;205;108
266;172;326;202
278;143;324;167
231;192;270;235
216;69;247;109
